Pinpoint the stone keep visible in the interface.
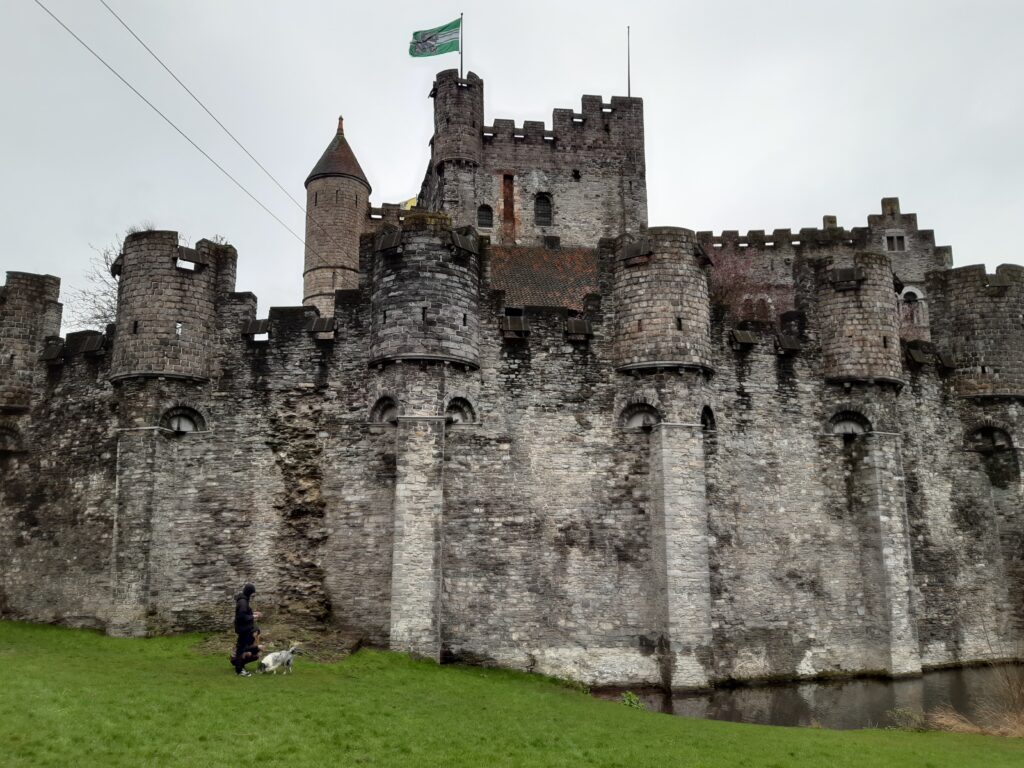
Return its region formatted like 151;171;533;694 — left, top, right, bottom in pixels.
1;68;1022;691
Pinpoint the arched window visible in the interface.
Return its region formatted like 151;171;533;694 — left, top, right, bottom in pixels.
477;205;493;229
700;406;716;432
370;397;399;424
829;410;871;436
534;194;553;227
966;426;1013;454
445;398;476;425
0;427;23;454
621;403;661;429
160;406;207;435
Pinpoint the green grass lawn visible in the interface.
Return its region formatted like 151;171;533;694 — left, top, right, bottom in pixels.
1;621;1021;767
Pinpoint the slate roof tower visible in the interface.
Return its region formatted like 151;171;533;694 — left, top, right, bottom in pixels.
303;117;371;316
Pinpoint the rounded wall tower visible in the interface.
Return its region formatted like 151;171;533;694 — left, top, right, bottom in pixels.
369;213;480;368
612;227;712;373
110;231;232;383
813;251;903;384
0;272;61;411
431;70;483;167
927;264;1024;398
304;117;371;316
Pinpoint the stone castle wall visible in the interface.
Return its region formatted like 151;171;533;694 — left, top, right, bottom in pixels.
2;207;1022;687
1;66;1021;689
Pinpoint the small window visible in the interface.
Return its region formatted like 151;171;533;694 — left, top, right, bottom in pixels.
830;411;871;436
370;397;399;424
676;318;683;331
445;398;475;425
175;322;183;339
622;404;661;430
534;194;553;227
903;291;918;303
886;235;906;252
477;205;493;228
160;406;206;436
571;169;581;181
132;320;139;334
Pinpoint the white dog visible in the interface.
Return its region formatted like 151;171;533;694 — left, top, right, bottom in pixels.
257;645;301;675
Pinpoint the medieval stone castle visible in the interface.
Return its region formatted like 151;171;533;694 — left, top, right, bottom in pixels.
1;69;1022;689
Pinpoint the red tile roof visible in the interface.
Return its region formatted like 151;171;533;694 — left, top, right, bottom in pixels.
489;246;598;310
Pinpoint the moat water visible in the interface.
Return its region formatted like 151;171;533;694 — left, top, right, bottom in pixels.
595;664;1024;730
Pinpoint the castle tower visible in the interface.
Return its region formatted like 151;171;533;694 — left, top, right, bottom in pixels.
0;272;62;412
304;117;371;316
812;251;903;385
110;231;236;383
421;70;484;224
927;264;1024;398
611;228;712;373
369;212;480;368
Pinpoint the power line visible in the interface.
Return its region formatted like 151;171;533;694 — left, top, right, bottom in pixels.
32;0;319;260
97;0;307;214
96;0;356;270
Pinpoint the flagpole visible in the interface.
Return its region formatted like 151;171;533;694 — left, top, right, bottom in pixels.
627;26;631;97
459;12;464;78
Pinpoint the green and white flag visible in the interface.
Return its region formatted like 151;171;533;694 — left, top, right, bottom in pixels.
409;18;461;57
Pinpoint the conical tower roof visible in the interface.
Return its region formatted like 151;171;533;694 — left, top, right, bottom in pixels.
304;116;371;191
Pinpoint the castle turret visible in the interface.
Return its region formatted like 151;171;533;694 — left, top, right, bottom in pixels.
611;228;712;373
369;212;480;368
110;231;236;383
431;70;484;168
419;71;484;223
0;272;62;412
927;264;1024;398
810;251;903;385
304;117;371;316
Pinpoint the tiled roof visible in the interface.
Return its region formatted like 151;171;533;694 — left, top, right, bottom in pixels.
305;117;370;190
489;246;598;310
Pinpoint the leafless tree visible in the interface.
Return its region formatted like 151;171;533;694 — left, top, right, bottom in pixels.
62;223;153;332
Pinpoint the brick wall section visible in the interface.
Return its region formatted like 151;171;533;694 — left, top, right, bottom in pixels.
649;421;713;688
927;263;1024;397
369;213;480;367
389;416;446;658
612;228;712;372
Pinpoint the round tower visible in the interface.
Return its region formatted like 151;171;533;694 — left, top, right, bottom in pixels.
369;213;480;368
814;251;903;385
304;117;371;316
0;271;61;411
110;231;231;383
430;70;484;168
927;264;1024;398
612;227;713;373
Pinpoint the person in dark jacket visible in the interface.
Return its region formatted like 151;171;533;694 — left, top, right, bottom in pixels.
231;583;263;676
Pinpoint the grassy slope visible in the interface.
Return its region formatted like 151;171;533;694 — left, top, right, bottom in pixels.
0;622;1021;767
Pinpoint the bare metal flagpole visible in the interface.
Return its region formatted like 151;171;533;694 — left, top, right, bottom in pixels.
460;12;464;77
627;25;631;97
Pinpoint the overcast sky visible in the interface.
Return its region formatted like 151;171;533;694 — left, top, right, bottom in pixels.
3;0;1022;330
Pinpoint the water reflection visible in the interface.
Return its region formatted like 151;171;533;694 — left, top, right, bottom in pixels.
596;665;1024;730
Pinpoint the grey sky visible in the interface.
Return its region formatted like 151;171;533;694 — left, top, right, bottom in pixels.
3;0;1022;330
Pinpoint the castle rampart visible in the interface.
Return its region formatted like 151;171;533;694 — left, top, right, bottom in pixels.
1;70;1022;691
